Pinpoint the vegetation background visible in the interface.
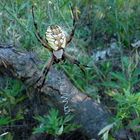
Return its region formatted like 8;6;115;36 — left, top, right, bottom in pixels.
0;0;140;139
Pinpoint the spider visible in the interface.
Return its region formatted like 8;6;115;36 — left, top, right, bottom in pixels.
32;5;89;89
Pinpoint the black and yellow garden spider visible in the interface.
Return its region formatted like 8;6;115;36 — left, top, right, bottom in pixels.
32;5;89;89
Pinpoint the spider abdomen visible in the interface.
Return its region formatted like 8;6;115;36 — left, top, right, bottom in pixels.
45;25;66;51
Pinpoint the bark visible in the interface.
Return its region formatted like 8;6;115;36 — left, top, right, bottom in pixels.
0;44;110;139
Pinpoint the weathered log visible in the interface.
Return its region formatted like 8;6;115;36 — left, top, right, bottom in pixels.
0;44;110;139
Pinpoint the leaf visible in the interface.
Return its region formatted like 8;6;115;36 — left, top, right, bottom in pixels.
111;72;126;83
33;126;45;134
33;109;78;136
102;130;109;140
129;118;140;132
102;81;120;88
98;123;115;136
0;117;11;126
64;124;80;133
57;125;64;135
63;115;74;123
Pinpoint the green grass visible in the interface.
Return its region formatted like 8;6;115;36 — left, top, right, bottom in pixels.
33;109;79;137
1;0;140;139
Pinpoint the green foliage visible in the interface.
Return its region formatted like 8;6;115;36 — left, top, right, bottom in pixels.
113;90;140;130
98;56;140;137
0;0;34;49
0;78;25;125
0;117;14;140
0;0;73;50
67;0;140;50
33;109;79;137
0;0;139;50
0;117;11;126
0;0;140;95
0;78;25;139
98;89;140;138
103;56;140;92
0;0;140;139
98;122;116;140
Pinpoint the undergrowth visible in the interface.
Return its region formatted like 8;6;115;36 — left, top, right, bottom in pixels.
0;0;140;139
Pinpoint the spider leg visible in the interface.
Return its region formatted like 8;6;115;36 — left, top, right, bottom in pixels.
35;55;54;89
31;6;52;51
66;5;76;45
63;52;89;74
